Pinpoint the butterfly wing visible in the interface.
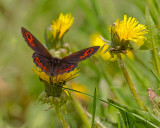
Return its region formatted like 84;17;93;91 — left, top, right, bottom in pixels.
21;27;52;58
21;27;54;75
53;61;78;77
21;27;100;77
61;46;100;63
32;52;53;76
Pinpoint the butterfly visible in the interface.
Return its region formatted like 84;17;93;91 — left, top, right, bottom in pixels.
21;27;100;76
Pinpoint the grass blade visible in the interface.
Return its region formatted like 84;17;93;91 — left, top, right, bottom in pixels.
91;88;97;128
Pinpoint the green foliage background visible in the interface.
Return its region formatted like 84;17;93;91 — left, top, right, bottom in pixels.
0;0;160;127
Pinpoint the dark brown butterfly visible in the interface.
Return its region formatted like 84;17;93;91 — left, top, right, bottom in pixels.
21;27;100;76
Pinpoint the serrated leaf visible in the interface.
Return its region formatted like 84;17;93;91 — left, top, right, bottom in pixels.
108;99;160;128
117;113;126;128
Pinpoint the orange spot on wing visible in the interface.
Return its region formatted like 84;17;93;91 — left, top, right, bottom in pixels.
58;65;74;74
39;63;43;67
63;69;67;72
68;65;74;70
36;57;40;63
79;48;94;60
26;32;35;46
80;56;85;59
44;66;47;71
58;70;62;74
35;57;44;68
84;48;93;56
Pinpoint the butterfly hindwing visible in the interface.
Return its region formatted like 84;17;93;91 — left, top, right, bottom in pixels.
53;61;78;76
61;46;100;63
21;27;52;58
32;52;53;76
33;52;77;77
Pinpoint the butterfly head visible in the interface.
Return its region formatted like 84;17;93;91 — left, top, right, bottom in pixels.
52;58;60;64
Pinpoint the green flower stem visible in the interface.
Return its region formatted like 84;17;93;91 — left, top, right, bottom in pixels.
152;47;160;78
145;6;160;88
55;107;70;128
149;9;160;78
151;34;160;84
149;16;160;89
71;93;91;128
117;54;147;111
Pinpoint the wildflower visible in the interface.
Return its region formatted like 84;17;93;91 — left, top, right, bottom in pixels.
111;15;148;52
90;33;116;61
33;66;79;86
33;66;80;107
90;33;134;60
111;15;148;110
51;13;74;40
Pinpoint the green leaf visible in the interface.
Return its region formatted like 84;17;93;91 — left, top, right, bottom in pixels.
91;88;97;128
140;6;160;50
150;68;160;82
147;0;160;25
117;113;126;128
108;99;160;128
144;6;160;77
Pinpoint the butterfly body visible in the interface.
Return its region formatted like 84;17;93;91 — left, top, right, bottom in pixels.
21;27;100;76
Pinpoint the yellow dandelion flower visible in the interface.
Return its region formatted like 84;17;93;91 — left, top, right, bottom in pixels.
126;50;134;60
71;82;89;103
121;50;135;60
90;33;134;60
113;15;148;47
90;33;116;61
33;66;80;107
32;66;80;85
51;13;74;39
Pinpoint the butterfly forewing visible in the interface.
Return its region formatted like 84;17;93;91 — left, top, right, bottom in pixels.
21;27;52;58
61;46;100;63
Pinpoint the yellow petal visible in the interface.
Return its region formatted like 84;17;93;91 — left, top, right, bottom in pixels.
114;15;148;47
51;13;74;39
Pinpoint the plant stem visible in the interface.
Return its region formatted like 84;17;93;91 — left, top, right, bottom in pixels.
55;107;70;128
150;13;160;78
145;7;160;89
117;54;147;111
152;47;160;78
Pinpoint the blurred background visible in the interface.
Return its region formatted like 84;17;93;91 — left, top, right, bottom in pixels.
0;0;158;127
